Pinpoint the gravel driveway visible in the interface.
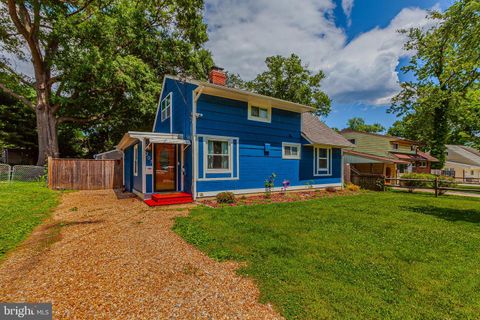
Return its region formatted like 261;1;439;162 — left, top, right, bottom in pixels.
0;190;281;319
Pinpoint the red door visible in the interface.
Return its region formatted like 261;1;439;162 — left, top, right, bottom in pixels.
154;144;176;192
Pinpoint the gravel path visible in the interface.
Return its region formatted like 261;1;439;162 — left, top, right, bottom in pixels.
0;190;281;319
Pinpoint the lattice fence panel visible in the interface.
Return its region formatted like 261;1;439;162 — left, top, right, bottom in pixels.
0;164;11;182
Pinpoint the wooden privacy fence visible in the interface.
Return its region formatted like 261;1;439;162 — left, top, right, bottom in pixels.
48;157;123;190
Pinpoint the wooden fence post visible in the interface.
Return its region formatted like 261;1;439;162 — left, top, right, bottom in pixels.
47;157;52;189
434;176;439;197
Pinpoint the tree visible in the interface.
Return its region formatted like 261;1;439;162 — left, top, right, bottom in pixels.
390;0;480;167
246;54;331;116
346;117;385;133
0;0;212;165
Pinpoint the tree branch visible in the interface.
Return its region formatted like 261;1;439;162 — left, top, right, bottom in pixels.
0;82;34;109
56;115;101;124
66;0;95;17
0;62;34;87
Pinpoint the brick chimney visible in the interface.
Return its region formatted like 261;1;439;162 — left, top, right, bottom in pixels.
208;66;227;86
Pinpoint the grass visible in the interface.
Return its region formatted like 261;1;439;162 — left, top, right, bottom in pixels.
0;182;59;260
174;191;480;319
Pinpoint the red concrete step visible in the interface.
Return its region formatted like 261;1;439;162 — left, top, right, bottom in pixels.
144;192;193;207
151;192;192;201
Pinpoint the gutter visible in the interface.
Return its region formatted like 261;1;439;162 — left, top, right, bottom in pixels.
192;85;204;200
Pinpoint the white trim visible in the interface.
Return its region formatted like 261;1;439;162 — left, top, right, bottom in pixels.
133;144;138;176
248;102;271;123
181;145;185;191
282;142;301;159
197;134;239;181
152;77;167;131
196;183;342;198
160;92;172;123
170;93;173;133
192;86;204;200
313;146;332;177
132;188;144;199
341;149;344;187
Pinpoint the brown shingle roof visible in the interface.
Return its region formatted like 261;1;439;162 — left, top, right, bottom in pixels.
301;113;354;148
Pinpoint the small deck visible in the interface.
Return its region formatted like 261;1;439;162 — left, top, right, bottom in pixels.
144;192;193;207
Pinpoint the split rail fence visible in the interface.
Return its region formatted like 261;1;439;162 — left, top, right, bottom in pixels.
48;157;122;190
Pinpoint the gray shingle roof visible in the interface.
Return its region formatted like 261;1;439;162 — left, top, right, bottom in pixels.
301;113;354;148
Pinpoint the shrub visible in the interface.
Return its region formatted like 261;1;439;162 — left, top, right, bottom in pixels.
400;173;435;192
326;186;337;193
438;175;457;195
216;192;236;204
345;183;360;192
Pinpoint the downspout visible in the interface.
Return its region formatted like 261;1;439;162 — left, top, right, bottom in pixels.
192;86;204;200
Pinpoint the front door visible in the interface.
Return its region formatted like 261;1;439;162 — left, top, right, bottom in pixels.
154;144;176;192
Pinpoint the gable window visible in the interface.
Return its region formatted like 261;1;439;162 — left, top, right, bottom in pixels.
248;103;271;123
419;161;427;168
206;139;230;172
160;93;172;122
392;143;399;150
282;143;301;159
348;139;356;145
314;147;332;176
410;145;417;151
133;144;138;176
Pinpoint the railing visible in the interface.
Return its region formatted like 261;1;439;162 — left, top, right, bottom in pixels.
385;177;480;197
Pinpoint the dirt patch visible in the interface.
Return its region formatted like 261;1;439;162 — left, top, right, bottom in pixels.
0;190;281;319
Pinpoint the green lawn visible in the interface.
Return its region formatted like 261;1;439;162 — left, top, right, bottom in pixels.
174;191;480;319
0;182;59;260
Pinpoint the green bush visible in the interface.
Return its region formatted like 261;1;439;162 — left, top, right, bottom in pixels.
400;173;457;193
216;192;236;204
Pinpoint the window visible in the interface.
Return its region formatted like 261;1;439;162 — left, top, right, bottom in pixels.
282;143;301;159
348;139;356;145
419;161;427;168
160;93;172;122
206;139;230;172
392;143;399;150
471;170;475;176
314;147;332;176
411;145;417;151
248;103;271;123
133;144;138;176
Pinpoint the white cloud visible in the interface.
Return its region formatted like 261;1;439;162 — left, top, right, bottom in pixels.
204;1;432;106
341;0;354;26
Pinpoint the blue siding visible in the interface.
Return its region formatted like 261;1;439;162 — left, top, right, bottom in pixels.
153;78;197;137
195;94;342;194
124;146;134;192
133;141;143;192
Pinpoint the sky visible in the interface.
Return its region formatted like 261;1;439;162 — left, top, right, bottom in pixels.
203;0;455;130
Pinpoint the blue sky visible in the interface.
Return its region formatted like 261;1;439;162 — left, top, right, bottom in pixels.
204;0;454;131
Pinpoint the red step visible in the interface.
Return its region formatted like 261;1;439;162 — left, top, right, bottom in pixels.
144;192;193;207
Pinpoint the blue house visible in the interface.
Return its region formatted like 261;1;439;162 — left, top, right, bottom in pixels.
117;69;353;205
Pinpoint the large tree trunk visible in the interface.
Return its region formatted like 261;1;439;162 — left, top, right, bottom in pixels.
35;92;59;166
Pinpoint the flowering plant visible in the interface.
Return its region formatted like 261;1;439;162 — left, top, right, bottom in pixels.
281;179;290;193
264;173;276;198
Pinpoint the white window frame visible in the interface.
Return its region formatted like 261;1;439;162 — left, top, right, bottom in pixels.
205;137;232;174
248;102;271;123
282;142;301;160
133;144;138;176
160;92;172;122
419;161;427;168
314;146;332;176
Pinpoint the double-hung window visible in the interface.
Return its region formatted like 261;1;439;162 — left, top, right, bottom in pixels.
282;143;301;159
248;103;271;123
160;93;172;122
206;139;230;172
133;144;138;176
315;147;332;176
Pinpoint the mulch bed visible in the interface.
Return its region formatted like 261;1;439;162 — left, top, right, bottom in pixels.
200;188;359;208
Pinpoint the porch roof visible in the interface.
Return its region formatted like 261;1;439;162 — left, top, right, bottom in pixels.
344;150;409;164
116;131;190;150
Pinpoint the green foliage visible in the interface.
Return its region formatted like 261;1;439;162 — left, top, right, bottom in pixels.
0;182;59;259
264;172;276;198
0;0;213;160
400;173;457;193
175;192;480;319
346;117;385;133
390;0;480;167
216;192;236;204
246;54;331;116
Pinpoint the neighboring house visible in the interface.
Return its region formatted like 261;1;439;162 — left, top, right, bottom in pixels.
340;130;438;178
443;145;480;182
116;68;353;204
0;148;36;165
